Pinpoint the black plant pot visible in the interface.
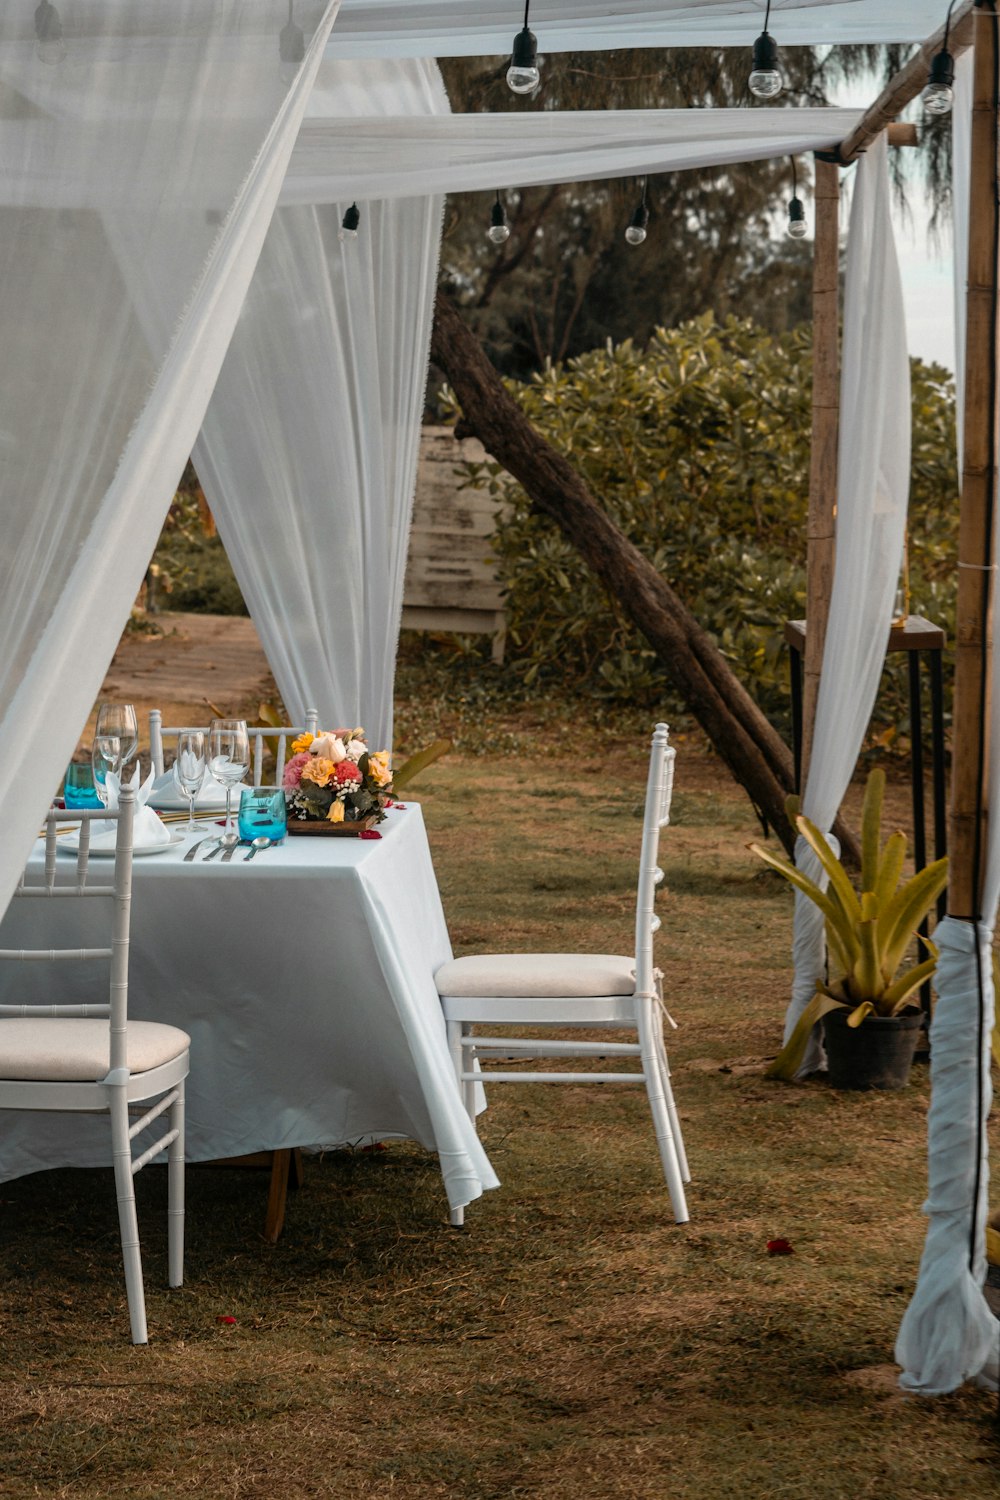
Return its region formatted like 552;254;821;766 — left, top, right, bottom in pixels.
821;1007;922;1091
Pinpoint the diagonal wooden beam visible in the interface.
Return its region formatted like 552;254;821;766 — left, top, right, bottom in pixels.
838;0;975;164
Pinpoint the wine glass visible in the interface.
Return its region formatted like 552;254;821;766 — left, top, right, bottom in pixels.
91;703;138;809
173;731;207;834
91;734;121;808
95;703;138;768
208;718;249;843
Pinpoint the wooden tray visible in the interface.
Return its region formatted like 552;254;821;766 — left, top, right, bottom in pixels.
286;815;379;837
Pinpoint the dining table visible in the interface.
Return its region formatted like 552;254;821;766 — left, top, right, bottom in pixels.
0;803;499;1216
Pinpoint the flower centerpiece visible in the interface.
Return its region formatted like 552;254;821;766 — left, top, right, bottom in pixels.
282;728;392;834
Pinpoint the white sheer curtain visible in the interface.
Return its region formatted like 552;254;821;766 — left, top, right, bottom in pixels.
783;133;911;1073
0;2;339;923
895;46;999;1397
283;106;863;205
327;0;953;55
194;58;448;748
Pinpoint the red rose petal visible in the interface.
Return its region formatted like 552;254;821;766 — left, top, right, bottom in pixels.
216;1314;238;1325
766;1238;794;1256
359;830;382;840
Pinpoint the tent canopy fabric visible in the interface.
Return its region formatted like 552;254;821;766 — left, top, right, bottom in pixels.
284;103;864;204
327;0;955;55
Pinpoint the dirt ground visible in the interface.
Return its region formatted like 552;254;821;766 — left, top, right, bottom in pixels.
94;612;278;745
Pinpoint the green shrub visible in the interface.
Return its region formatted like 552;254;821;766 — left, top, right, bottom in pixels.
447;313;958;741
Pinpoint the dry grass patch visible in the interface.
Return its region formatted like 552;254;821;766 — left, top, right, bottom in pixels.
2;719;997;1497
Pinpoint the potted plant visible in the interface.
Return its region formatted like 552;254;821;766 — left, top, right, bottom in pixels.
750;769;948;1089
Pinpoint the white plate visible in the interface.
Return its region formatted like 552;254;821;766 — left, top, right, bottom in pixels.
148;781;251;813
58;830;185;858
147;791;232;813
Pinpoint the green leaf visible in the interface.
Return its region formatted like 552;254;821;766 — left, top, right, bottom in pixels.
765;990;846;1082
392;739;453;792
878;858;949;980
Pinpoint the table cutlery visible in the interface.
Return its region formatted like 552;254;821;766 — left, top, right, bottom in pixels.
221;843;240;863
243;836;272;862
184;837;214;862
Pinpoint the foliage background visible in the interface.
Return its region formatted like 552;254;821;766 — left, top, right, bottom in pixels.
444;314;959;746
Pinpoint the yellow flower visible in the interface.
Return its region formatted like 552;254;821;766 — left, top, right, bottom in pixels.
291;732;314;754
327;799;345;823
301;756;335;787
368;750;392;787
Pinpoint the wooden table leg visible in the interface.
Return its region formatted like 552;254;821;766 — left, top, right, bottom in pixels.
265;1149;292;1244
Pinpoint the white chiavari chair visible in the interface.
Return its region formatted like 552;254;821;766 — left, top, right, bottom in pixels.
149;708;319;786
435;723;689;1227
0;787;190;1343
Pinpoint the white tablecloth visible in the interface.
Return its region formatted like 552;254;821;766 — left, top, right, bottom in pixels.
0;805;499;1213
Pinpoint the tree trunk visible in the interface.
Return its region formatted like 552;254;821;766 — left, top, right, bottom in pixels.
431;289;862;866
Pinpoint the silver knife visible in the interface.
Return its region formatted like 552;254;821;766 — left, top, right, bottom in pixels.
221;843;240;862
183;837;213;862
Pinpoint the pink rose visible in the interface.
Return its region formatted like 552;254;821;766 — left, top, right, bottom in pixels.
282;751;311;788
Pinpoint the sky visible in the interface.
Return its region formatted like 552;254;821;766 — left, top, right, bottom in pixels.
833;73;957;375
894;217;955;372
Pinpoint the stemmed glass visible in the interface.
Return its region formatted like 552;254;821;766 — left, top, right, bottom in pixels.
208;718;249;844
173;730;207;834
91;702;138;808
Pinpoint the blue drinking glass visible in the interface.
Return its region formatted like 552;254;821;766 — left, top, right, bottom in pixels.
64;762;103;809
238;786;287;844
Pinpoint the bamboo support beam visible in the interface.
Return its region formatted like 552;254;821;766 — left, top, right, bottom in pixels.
838;1;975;164
801;157;840;788
949;1;999;919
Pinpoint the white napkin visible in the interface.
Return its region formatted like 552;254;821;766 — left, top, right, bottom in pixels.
150;766;250;809
99;765;171;849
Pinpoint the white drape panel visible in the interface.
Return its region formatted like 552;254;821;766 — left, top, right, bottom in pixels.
897;52;1000;1376
194;59;447;748
0;2;339;924
783;133;911;1070
327;0;955;55
953;48;974;475
896;919;998;1393
283;106;864;205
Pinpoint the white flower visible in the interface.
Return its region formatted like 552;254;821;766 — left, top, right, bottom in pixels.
311;733;346;763
345;738;367;763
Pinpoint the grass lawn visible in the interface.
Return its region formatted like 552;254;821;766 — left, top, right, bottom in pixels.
0;667;997;1498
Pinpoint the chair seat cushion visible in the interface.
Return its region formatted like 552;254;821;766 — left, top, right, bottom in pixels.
435;953;636;999
0;1019;190;1082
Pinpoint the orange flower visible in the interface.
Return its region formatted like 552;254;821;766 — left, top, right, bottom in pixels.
368;750;392;787
301;756;335;787
291;732;314;754
327;799;345;824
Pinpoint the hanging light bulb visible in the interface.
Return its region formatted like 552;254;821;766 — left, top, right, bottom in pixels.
625;181;649;246
922;0;958;117
507;0;540;94
339;203;360;242
279;0;305;86
786;159;808;239
487;192;511;245
34;0;66;64
787;198;808;239
748;0;781;100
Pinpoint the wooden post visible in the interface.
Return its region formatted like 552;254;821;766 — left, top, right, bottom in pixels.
801;156;840;786
949;1;1000;920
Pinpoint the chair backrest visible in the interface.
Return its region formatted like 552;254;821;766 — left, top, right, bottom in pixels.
633;723;675;997
0;787;135;1071
149;708;319;785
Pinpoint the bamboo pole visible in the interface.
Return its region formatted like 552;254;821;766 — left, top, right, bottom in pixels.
838;1;975;164
949;1;999;920
801;156;840;787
